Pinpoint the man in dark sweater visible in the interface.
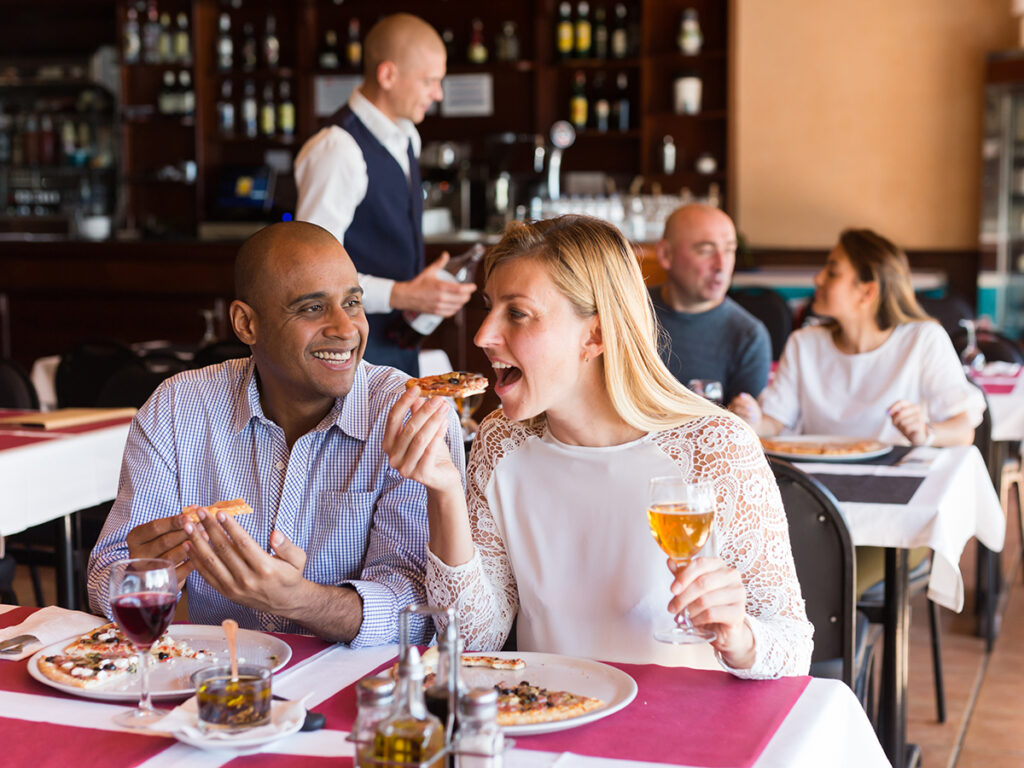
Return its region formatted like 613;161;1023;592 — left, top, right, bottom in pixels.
295;14;475;375
650;204;771;403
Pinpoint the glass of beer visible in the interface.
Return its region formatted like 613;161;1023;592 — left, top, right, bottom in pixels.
646;476;717;644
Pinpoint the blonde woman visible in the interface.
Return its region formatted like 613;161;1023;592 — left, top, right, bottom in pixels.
384;215;812;678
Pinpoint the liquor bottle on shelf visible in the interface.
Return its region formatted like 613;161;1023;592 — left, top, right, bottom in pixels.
260;82;276;137
142;0;161;64
217;13;233;71
123;5;141;64
278;80;295;139
60;119;76;165
441;28;456;63
217;79;235;136
467;18;488;64
495;21;519;62
174;12;191;65
157;69;177;115
23;111;39;166
569;70;588;129
613;72;630;131
389;244;485;348
318;30;340;70
662;135;676;174
264;15;280;69
347;19;362;69
157;12;173;63
575;1;592;59
0;105;12;165
593;5;608;59
241;23;258;71
242;79;257;138
678;8;702;55
179;70;194;116
592;71;609;132
556;2;574;60
39;114;55;166
610;3;628;59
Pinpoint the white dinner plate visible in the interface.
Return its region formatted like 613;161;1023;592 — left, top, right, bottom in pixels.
459;651;638;736
761;435;893;462
28;624;291;701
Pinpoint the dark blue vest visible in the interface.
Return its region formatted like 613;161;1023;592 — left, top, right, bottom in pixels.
329;105;423;374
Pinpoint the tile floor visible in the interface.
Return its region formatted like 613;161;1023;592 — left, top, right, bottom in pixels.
7;499;1024;767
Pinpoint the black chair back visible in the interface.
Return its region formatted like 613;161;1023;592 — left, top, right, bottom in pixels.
951;328;1024;365
55;339;137;408
728;287;793;360
191;339;251;369
917;294;974;339
769;456;855;688
96;355;190;409
0;356;39;409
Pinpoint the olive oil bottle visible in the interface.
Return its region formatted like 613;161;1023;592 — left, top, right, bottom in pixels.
374;646;445;768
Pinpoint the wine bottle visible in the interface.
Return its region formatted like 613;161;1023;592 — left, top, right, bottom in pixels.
278;80;295;139
260;82;276;136
613;72;630;131
467;18;488;64
179;70;194;116
389;244;485;349
556;2;574;60
241;23;258;71
570;70;588;129
242;79;257;138
217;80;235;136
157;12;173;63
123;5;141;64
264;15;280;69
217;13;233;71
610;3;628;59
347;19;362;69
174;12;191;65
678;8;703;55
319;30;340;70
142;0;161;64
593;5;609;59
575;1;592;59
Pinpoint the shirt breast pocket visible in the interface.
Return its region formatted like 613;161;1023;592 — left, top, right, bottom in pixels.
306;490;378;571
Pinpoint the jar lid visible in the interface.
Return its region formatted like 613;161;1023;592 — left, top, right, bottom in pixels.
459;686;498;718
357;674;396;702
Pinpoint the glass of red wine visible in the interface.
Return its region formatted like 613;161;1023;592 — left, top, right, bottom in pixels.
109;557;178;728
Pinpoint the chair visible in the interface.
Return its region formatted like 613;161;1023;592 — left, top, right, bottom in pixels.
768;457;876;708
728;287;794;361
917;293;975;339
951;328;1024;366
0;356;39;409
191;339;250;369
55;339;136;408
96;355;190;409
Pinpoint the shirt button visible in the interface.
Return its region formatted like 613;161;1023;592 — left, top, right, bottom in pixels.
275;460;285;470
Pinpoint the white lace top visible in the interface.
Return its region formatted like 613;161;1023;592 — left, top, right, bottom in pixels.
426;410;813;679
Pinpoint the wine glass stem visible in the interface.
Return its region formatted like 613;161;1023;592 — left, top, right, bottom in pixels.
137;646;153;714
671;557;696;629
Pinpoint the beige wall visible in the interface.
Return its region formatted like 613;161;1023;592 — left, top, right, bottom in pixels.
734;0;1016;249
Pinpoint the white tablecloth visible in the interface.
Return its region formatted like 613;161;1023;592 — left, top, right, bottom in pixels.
0;421;129;536
797;445;1005;612
988;378;1024;443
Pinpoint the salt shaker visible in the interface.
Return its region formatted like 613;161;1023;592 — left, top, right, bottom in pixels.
455;688;503;768
352;674;396;768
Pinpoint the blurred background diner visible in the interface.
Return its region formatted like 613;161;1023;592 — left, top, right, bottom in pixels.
2;2;1024;766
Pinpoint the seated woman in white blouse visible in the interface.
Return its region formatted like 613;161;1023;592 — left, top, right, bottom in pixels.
728;228;985;595
383;215;812;679
728;228;984;448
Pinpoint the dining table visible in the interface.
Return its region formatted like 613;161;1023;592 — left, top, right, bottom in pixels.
791;443;1004;768
0;409;133;608
0;603;889;768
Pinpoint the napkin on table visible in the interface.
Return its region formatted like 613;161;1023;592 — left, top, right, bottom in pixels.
153;694;307;743
0;606;107;661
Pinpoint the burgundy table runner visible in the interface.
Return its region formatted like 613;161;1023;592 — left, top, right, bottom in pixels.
0;409;134;451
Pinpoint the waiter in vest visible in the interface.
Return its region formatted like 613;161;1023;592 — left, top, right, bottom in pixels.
294;13;475;375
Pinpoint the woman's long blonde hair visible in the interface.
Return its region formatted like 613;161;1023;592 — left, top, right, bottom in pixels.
836;228;933;330
483;215;723;432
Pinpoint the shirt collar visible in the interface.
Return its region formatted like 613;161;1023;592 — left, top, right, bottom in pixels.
349;87;420;157
232;358;371;442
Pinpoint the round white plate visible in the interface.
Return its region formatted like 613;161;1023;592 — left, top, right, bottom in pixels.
761;435;893;462
28;625;291;701
459;651;638;736
171;700;304;753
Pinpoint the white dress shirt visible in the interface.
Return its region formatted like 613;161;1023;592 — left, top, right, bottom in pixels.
294;88;422;314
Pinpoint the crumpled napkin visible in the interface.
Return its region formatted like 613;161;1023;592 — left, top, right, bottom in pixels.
0;607;106;660
152;693;307;748
980;361;1022;378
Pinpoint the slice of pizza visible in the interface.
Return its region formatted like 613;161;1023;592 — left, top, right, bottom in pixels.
181;497;254;524
495;680;605;726
405;371;489;398
461;655;527;671
38;652;138;689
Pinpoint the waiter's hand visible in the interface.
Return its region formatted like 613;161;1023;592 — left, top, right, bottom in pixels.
391;252;477;317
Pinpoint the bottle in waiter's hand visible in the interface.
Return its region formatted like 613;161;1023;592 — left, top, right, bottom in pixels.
389;243;485;349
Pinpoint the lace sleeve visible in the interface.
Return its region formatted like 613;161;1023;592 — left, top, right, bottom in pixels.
655;415;813;678
426;412;535;650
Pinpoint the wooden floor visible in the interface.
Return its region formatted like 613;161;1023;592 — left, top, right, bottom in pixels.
9;499;1024;766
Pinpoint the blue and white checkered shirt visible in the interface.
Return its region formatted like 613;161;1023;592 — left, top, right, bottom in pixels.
87;357;464;646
